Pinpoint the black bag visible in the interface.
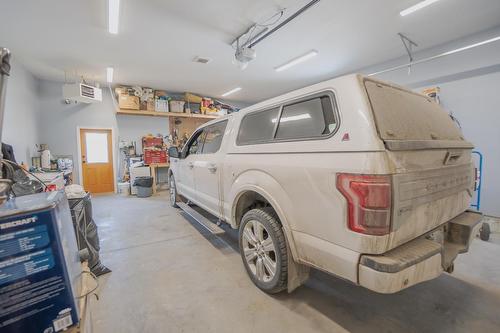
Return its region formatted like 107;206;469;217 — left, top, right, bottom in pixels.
133;176;153;187
68;193;111;276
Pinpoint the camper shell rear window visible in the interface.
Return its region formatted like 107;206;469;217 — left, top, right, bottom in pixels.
364;80;464;142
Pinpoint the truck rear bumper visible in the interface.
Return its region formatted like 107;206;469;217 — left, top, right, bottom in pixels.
358;211;482;294
359;238;443;293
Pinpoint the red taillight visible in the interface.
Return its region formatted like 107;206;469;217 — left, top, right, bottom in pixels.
336;173;392;236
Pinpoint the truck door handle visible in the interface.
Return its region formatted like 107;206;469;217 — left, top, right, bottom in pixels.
208;164;217;173
188;162;194;169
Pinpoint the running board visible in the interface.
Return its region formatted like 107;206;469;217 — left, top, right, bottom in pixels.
177;202;225;235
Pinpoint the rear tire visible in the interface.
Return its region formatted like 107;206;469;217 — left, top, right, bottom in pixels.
480;222;491;241
169;175;181;208
239;207;288;294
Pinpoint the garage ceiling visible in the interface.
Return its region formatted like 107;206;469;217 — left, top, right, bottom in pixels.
1;0;500;103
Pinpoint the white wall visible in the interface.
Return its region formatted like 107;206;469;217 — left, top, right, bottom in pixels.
37;79;171;185
422;73;500;217
2;60;40;163
359;26;500;216
37;80;119;184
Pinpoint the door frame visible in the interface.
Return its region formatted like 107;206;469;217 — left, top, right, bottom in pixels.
76;126;117;193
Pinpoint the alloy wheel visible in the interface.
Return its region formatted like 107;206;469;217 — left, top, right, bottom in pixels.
242;219;277;282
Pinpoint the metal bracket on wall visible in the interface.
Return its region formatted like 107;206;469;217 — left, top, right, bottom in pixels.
398;33;418;75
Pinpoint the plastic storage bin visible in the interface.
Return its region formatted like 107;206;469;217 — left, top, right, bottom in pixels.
117;182;130;196
133;177;153;198
136;186;153;198
169;100;185;113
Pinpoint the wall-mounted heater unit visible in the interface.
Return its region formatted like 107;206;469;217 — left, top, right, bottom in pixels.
63;83;102;103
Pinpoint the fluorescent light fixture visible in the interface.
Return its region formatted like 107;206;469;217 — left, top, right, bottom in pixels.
272;113;311;123
106;67;114;83
275;50;318;72
108;0;120;34
400;0;441;16
221;87;242;97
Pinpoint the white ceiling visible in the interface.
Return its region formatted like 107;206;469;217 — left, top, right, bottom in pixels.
1;0;500;103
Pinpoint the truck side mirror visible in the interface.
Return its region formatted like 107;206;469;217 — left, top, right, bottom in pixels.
168;146;179;158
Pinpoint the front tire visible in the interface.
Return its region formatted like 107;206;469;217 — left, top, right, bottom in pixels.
239;207;288;293
169;175;180;208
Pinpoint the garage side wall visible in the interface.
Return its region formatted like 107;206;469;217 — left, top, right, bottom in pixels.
2;60;40;164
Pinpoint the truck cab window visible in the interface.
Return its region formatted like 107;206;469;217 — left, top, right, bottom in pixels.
202;121;228;154
237;107;280;145
186;131;205;156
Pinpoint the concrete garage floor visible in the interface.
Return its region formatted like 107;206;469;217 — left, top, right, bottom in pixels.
89;193;500;333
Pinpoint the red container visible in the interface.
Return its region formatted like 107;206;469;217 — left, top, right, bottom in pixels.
142;137;163;149
144;150;168;165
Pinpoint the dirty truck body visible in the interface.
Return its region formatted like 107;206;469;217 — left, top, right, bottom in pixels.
168;74;481;294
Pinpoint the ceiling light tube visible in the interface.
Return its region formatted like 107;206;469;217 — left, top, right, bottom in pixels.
275;50;318;72
368;35;500;76
108;0;120;34
106;67;114;83
221;87;242;97
400;0;441;16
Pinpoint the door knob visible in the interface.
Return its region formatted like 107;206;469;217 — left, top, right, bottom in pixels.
188;162;194;169
208;164;217;173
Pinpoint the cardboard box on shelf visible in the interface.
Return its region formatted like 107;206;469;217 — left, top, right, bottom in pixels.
115;86;133;95
119;94;140;110
184;92;203;104
147;99;155;111
139;88;154;111
155;90;168;96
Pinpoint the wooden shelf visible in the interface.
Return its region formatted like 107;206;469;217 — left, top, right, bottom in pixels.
116;109;219;119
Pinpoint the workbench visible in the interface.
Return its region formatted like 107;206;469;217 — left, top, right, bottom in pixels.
149;162;169;194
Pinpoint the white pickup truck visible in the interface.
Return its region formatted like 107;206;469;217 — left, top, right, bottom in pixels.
168;74;481;294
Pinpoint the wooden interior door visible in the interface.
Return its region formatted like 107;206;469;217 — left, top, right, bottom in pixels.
80;128;114;193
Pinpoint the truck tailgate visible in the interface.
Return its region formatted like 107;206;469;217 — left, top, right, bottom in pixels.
389;163;474;248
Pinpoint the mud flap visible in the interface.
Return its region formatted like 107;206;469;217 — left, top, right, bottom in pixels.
287;245;310;293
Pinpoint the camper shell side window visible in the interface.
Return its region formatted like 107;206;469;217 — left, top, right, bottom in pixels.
236;91;340;145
